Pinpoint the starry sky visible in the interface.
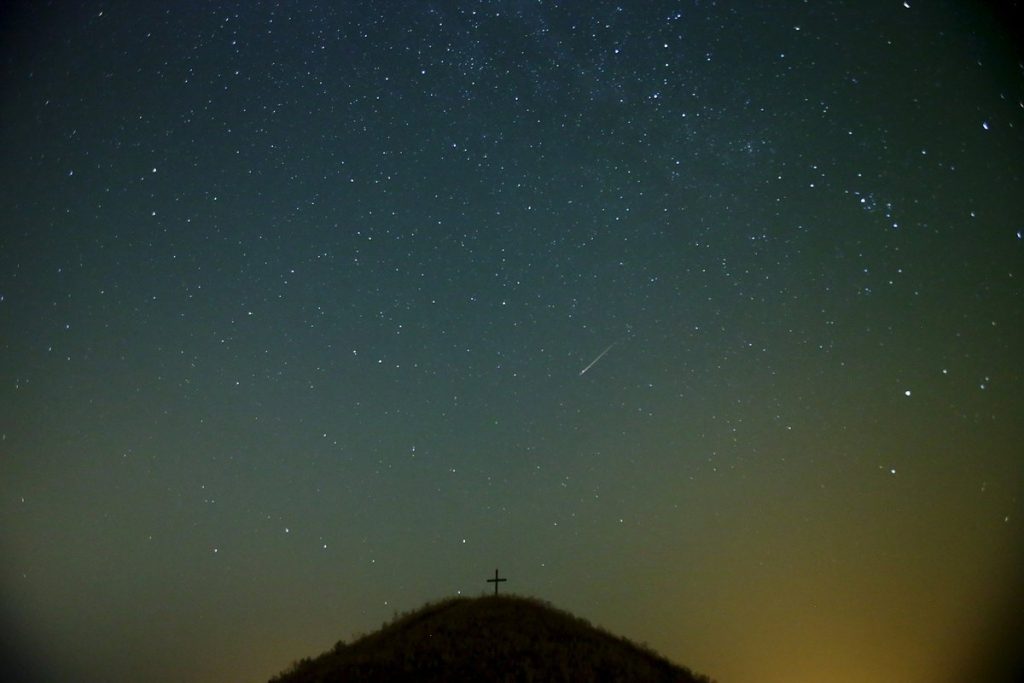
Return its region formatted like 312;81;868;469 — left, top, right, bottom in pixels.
1;1;1022;682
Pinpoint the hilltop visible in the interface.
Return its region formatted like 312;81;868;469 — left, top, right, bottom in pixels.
268;594;713;683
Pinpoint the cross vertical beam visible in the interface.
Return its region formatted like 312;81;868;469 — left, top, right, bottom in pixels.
486;568;507;596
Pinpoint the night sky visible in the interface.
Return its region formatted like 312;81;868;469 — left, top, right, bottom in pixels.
2;2;1022;682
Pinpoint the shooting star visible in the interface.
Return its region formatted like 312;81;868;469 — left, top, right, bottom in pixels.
579;342;617;376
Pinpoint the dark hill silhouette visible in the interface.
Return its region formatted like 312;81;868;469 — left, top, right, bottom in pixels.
268;594;714;683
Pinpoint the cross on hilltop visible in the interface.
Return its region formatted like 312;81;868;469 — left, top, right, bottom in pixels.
486;568;507;595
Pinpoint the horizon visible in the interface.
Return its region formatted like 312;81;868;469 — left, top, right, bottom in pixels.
269;591;714;683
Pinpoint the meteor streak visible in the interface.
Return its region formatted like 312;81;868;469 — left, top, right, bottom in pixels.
579;342;616;376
